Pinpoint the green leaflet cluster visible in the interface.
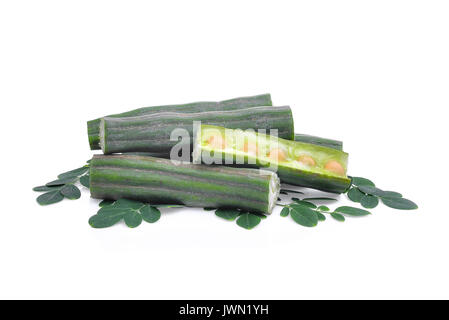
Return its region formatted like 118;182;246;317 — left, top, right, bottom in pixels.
89;199;162;228
346;177;418;210
279;199;371;227
33;161;90;205
213;208;267;230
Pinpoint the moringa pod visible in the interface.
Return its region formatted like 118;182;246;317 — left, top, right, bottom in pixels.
99;106;294;156
89;154;281;214
122;133;343;159
294;133;343;151
192;124;351;194
87;93;272;150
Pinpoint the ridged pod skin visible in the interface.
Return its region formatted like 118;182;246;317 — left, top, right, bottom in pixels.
193;125;351;194
89;155;280;214
294;133;343;151
100;106;294;156
87;94;273;150
123;134;344;159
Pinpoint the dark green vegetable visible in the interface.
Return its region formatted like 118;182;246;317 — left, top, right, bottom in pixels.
88;94;273;150
280;207;290;217
334;206;371;216
99;106;294;156
194;124;351;194
360;195;379;209
345;176;418;211
294;133;343;151
89;154;280;214
60;184;81;200
236;213;262;230
33;161;90;205
215;208;241;221
331;212;345;222
37;190;64;205
290;204;318;227
347;187;365;202
79;175;90;188
381;197;418;210
89;199;161;228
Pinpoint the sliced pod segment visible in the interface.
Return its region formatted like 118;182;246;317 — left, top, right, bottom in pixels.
89;154;280;214
192;124;351;193
99;106;294;155
87;94;273;150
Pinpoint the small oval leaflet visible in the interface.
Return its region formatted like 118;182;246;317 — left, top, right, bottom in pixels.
215;208;241;221
347;187;365;203
236;213;261;230
381;197;418;210
382;191;403;198
280;207;290;217
37;190;64;205
141;205;161;223
334;206;371;216
33;185;62;192
79;175;90;188
290;205;318;227
360;195;379;209
316;212;326;221
124;211;143;228
61;184;81;200
331;212;345;222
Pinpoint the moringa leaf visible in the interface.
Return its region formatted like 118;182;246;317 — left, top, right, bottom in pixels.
331;212;345;222
382;191;403;198
46;177;76;187
292;200;317;209
113;199;144;210
60;184;81;200
334;206;371;216
236;213;261;230
215;208;241;221
33;185;62;192
140;205;161;223
317;205;330;212
97;205;130;216
99;199;115;207
37;190;64;205
58;166;89;179
381;197;418;210
290;205;318;227
351;177;375;187
358;185;386;197
124;210;143;228
360;195;379;209
280;207;290;217
303;197;337;202
316;212;326;221
79;175;90;188
347;187;365;203
89;209;129;228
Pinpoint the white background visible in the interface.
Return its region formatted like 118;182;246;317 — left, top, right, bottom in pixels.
1;0;448;299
